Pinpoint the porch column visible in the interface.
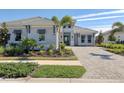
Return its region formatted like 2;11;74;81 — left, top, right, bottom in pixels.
70;33;74;46
93;33;96;46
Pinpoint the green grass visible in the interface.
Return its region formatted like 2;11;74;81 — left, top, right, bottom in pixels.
0;63;38;78
31;65;86;78
0;56;78;60
0;46;4;54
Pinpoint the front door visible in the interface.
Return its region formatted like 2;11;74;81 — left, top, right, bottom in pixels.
64;35;70;45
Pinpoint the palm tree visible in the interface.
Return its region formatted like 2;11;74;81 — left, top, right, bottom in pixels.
112;22;123;29
112;22;123;33
51;15;73;50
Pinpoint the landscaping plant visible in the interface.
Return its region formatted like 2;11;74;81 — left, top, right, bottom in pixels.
0;63;38;78
0;46;4;55
22;38;37;53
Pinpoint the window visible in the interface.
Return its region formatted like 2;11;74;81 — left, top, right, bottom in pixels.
63;26;66;28
39;34;45;41
15;33;21;41
7;34;10;40
53;25;56;34
81;35;85;43
68;25;71;28
88;35;92;43
26;25;31;33
37;29;46;41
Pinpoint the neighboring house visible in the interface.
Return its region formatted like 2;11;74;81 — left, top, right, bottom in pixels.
103;28;124;43
0;17;97;49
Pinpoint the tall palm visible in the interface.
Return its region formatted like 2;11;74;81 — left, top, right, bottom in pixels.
51;15;73;50
109;22;123;42
112;22;123;29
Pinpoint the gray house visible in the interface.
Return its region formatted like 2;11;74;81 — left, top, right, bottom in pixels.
0;17;97;49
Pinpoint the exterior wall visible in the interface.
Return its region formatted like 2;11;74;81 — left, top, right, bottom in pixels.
103;32;124;43
7;24;96;48
76;33;95;46
7;25;57;49
62;25;96;46
103;33;110;43
8;26;27;44
74;28;96;46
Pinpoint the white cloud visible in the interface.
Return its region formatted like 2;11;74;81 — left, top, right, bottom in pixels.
77;15;124;21
90;25;112;32
73;10;124;19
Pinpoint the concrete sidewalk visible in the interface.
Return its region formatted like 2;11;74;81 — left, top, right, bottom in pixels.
0;60;82;66
0;78;124;83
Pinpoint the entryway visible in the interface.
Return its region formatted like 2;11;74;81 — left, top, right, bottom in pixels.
64;33;70;45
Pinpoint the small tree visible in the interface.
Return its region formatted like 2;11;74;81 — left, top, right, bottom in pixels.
21;38;37;53
96;31;104;44
108;34;116;42
0;22;9;46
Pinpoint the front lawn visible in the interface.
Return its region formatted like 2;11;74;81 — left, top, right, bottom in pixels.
31;65;86;78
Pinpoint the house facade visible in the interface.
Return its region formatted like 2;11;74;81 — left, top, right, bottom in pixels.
0;17;97;49
103;29;124;43
61;25;97;46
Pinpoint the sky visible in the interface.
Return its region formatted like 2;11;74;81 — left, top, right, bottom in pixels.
0;9;124;32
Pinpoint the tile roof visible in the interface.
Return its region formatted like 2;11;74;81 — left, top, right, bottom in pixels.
2;16;55;26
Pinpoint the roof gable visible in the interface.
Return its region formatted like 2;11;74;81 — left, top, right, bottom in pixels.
74;26;98;34
4;17;55;26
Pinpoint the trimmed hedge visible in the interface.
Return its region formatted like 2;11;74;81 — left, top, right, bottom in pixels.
0;63;38;78
98;43;124;49
107;48;124;54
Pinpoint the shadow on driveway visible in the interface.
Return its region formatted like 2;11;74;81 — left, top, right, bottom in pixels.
90;53;115;60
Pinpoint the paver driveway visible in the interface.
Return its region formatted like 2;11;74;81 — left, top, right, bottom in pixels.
72;47;124;79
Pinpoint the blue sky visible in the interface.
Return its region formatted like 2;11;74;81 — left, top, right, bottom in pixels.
0;9;124;32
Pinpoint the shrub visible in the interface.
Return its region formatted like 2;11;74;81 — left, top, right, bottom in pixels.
0;46;4;54
59;50;64;56
60;43;65;50
47;49;54;55
0;63;38;78
21;38;37;52
4;46;15;56
107;49;124;54
48;44;54;50
40;50;46;55
98;43;124;49
64;48;73;55
4;45;24;56
40;45;44;50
